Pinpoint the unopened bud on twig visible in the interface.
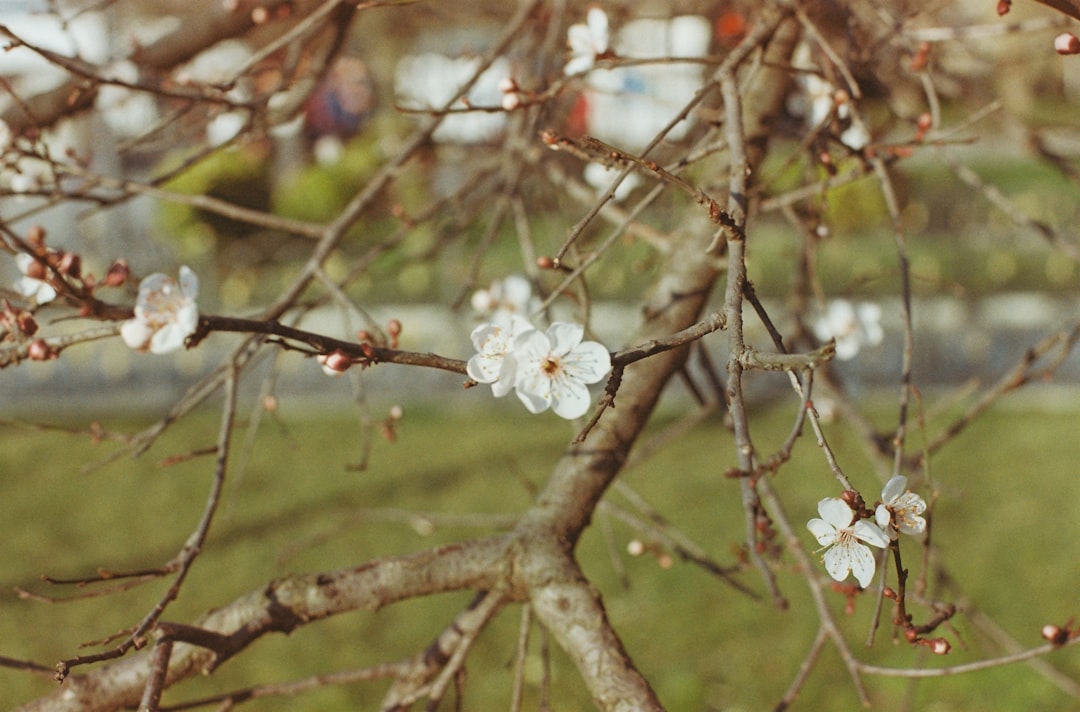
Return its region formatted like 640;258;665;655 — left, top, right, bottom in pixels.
1056;33;1080;56
1042;624;1070;645
318;349;352;375
28;338;55;360
103;259;129;287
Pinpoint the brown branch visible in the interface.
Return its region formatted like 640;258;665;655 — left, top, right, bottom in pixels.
16;537;511;711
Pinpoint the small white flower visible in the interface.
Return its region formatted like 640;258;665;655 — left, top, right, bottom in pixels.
513;322;611;419
802;74;837;128
807;497;890;588
96;61;160;139
875;475;927;539
791;73;868;150
814;300;883;361
565;7;609;76
840;122;870;151
121;266;199;354
470;275;536;320
583;162;642;202
467;315;534;397
13;253;57;305
207;111;246;147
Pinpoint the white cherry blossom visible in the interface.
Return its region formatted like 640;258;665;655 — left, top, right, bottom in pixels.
470;275;536;321
13;253;57;305
875;475;927;539
513;322;611;419
467;315;534;398
814;300;883;361
565;7;609;75
121;266;199;354
807;497;889;588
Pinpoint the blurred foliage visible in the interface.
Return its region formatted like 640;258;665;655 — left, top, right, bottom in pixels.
152;122;1080;312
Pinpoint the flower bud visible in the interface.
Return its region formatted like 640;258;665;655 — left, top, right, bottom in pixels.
17;311;38;336
103;259;130;287
28;338;54;360
501;93;521;111
27;224;46;247
318;349;352;374
1042;624;1070;645
1056;33;1080;56
57;251;81;278
928;638;951;655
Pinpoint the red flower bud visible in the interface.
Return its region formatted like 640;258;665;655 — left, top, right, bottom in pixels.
317;349;352;374
28;339;54;360
17;312;38;336
26;224;46;247
1056;33;1080;56
57;251;81;278
103;259;130;287
1042;624;1070;645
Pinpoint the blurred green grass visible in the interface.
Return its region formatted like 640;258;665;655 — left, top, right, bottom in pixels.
2;400;1080;710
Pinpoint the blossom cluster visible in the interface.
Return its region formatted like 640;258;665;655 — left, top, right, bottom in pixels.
468;276;611;420
807;475;927;588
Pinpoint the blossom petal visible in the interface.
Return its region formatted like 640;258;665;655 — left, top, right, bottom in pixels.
120;319;153;351
585;7;609;50
875;504;895;537
881;475;907;504
807;517;838;547
823;538;878;587
547;322;584;356
149;321;189;354
515;382;551;414
179;265;199;299
852;519;890;549
501;275;532;309
564;54;594;76
513;328;552;361
567;24;595;57
563;340;611;384
467;352;504;384
490;356;517;397
816;498;855;530
549;375;591;419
